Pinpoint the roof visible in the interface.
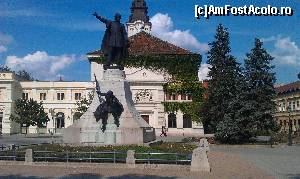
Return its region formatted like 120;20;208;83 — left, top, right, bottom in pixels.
276;81;300;94
87;31;195;57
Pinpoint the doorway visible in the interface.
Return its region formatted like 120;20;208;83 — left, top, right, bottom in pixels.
56;112;65;129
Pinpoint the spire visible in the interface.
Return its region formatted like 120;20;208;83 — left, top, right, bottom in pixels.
128;0;150;23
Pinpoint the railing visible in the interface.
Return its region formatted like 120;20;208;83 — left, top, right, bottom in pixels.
33;150;127;163
0;150;26;161
0;148;192;165
135;152;191;165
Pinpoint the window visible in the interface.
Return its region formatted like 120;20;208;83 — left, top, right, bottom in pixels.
168;113;177;128
40;93;46;101
181;94;186;100
171;94;176;100
75;93;81;100
292;101;296;111
183;114;192;128
57;93;65;101
187;95;192;100
284;120;287;126
22;93;28;100
166;93;171;100
141;115;149;124
297;101;300;107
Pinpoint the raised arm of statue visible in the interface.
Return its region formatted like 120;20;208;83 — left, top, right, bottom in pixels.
92;12;109;24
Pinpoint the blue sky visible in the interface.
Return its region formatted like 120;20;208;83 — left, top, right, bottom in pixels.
0;0;299;83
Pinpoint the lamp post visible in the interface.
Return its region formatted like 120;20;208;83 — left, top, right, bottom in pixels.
287;106;293;146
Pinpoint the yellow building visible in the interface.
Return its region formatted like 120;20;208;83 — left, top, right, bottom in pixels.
275;81;300;133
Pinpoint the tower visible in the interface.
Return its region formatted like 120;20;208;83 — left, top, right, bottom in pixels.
127;0;152;37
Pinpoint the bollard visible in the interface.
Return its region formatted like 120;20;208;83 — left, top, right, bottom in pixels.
25;149;33;164
126;150;135;168
191;147;210;172
199;138;210;153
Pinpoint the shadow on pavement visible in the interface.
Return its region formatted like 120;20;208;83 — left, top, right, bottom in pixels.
0;175;50;179
286;174;300;179
59;173;177;179
0;174;178;179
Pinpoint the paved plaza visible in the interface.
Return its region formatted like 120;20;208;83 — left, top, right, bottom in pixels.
211;145;300;179
1;135;300;178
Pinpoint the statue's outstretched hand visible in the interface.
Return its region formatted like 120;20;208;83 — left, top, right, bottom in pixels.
92;12;98;17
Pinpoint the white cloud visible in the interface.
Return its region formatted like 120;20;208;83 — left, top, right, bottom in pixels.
198;63;211;81
263;36;300;66
0;45;7;53
5;51;76;80
150;13;209;53
0;32;13;53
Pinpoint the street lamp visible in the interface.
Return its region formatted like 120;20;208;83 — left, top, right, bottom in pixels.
287;106;293;146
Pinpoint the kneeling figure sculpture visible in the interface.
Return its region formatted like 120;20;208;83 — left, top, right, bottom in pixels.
93;75;124;132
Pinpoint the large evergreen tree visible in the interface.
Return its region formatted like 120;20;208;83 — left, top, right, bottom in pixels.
244;38;279;133
201;24;242;134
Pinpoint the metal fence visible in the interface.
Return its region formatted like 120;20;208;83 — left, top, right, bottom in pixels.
33;150;127;163
0;148;192;165
135;152;191;165
0;150;26;161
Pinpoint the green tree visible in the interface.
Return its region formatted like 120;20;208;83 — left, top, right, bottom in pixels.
0;65;36;81
74;92;94;120
0;65;12;72
244;38;279;134
17;70;35;81
10;99;50;134
201;24;242;133
215;75;257;143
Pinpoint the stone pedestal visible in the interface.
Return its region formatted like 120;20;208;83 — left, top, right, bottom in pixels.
104;114;117;144
25;149;33;164
63;69;156;145
126;150;135;168
191;147;210;172
199;138;210;153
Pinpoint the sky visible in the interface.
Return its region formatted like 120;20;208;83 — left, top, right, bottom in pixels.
0;0;299;84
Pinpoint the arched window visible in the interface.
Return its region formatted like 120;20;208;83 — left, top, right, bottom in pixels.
183;114;192;128
168;113;177;128
56;112;65;129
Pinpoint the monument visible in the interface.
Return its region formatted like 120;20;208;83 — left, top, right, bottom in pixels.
63;12;156;145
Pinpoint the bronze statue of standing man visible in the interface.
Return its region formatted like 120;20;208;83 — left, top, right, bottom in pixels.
93;12;129;70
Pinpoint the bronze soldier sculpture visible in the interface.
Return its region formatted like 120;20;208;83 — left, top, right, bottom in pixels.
93;74;124;132
92;12;129;70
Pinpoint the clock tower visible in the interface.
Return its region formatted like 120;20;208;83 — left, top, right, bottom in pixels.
127;0;152;37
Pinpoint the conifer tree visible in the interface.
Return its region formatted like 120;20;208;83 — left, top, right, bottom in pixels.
201;24;242;134
244;38;278;133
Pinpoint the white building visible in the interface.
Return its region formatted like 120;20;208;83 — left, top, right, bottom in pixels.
0;0;204;136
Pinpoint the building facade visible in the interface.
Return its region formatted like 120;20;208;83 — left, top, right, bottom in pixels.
275;81;300;133
0;0;204;136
